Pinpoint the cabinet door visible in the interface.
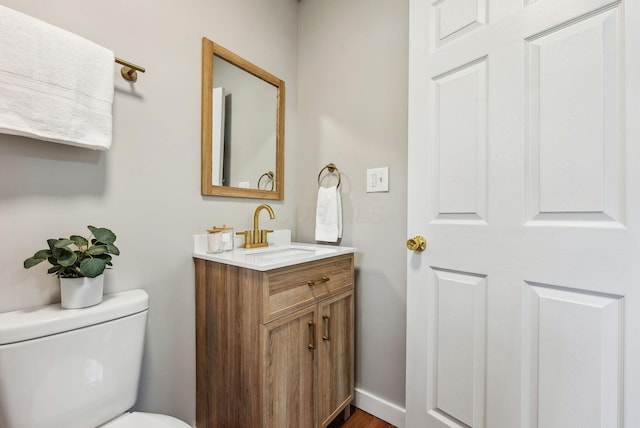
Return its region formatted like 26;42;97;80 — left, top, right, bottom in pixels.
261;305;316;428
317;291;354;427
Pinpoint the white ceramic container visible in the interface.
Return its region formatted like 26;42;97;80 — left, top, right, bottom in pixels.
60;274;104;309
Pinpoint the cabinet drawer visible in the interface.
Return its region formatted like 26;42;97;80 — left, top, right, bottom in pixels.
263;255;353;323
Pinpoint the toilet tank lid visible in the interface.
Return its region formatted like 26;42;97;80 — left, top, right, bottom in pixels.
0;289;149;345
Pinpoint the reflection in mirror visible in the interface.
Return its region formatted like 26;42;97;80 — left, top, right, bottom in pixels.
201;38;285;199
213;56;277;187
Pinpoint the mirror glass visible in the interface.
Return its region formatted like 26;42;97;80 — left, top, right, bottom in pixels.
201;38;285;199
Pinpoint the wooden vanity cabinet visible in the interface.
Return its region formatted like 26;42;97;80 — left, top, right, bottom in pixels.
317;291;354;426
194;254;354;428
262;305;316;427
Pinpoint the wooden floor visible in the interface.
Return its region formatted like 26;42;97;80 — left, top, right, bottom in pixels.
328;406;396;428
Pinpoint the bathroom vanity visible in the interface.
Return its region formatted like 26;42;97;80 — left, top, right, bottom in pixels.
193;242;355;428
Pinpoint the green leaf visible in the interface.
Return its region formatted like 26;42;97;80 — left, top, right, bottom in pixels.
23;248;51;269
78;258;107;278
51;247;64;258
47;239;58;250
24;257;46;269
47;266;62;274
86;245;108;256
70;235;88;247
96;254;113;267
34;249;52;259
54;239;74;249
57;249;78;267
106;243;120;256
89;226;116;245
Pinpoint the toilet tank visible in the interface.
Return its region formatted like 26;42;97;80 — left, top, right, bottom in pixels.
0;289;149;428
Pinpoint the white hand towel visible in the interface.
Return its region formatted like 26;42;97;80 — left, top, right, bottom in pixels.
315;185;343;243
0;5;115;150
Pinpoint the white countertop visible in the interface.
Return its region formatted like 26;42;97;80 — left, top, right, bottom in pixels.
193;235;355;271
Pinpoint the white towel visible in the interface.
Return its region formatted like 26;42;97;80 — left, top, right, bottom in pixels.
0;5;114;150
315;185;343;243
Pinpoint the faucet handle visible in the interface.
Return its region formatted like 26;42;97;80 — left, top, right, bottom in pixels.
236;230;252;247
260;229;274;244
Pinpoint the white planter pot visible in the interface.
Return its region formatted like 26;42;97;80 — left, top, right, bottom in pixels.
59;275;104;309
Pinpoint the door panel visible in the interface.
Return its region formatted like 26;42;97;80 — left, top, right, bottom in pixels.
525;6;623;224
432;0;486;48
432;58;488;223
430;269;487;428
407;0;639;426
318;291;354;427
262;307;316;428
523;284;623;428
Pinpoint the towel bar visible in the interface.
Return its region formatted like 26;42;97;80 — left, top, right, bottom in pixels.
115;57;145;82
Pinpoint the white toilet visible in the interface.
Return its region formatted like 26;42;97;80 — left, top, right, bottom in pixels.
0;289;191;428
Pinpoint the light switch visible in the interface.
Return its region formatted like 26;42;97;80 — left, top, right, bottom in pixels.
366;167;389;193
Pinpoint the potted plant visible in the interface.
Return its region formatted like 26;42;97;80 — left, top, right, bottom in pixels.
23;225;119;309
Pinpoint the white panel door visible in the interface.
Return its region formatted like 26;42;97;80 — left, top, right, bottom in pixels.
406;0;640;426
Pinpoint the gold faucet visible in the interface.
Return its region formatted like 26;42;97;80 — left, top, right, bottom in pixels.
237;204;275;248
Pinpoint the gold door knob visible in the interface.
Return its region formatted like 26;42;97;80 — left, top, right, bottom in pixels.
406;235;426;252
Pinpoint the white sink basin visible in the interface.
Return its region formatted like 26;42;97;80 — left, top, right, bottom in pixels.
240;245;333;263
240;244;322;255
193;240;355;271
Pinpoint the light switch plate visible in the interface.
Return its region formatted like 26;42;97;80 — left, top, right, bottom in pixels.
366;167;389;192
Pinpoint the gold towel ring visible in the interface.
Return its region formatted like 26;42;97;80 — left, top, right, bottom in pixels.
317;163;341;188
258;171;275;191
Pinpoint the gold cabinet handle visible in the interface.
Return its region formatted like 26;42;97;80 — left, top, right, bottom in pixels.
308;321;316;350
308;276;330;287
322;314;330;341
406;235;427;252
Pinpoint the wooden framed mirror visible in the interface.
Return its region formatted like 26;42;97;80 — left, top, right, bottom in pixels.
201;37;285;199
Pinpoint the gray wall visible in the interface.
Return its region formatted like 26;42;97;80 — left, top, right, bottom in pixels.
0;0;409;424
0;1;298;425
297;0;409;411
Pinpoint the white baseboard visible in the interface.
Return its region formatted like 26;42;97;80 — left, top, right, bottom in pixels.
353;388;406;428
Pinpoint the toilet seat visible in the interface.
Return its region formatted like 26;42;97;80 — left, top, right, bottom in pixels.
100;411;191;428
